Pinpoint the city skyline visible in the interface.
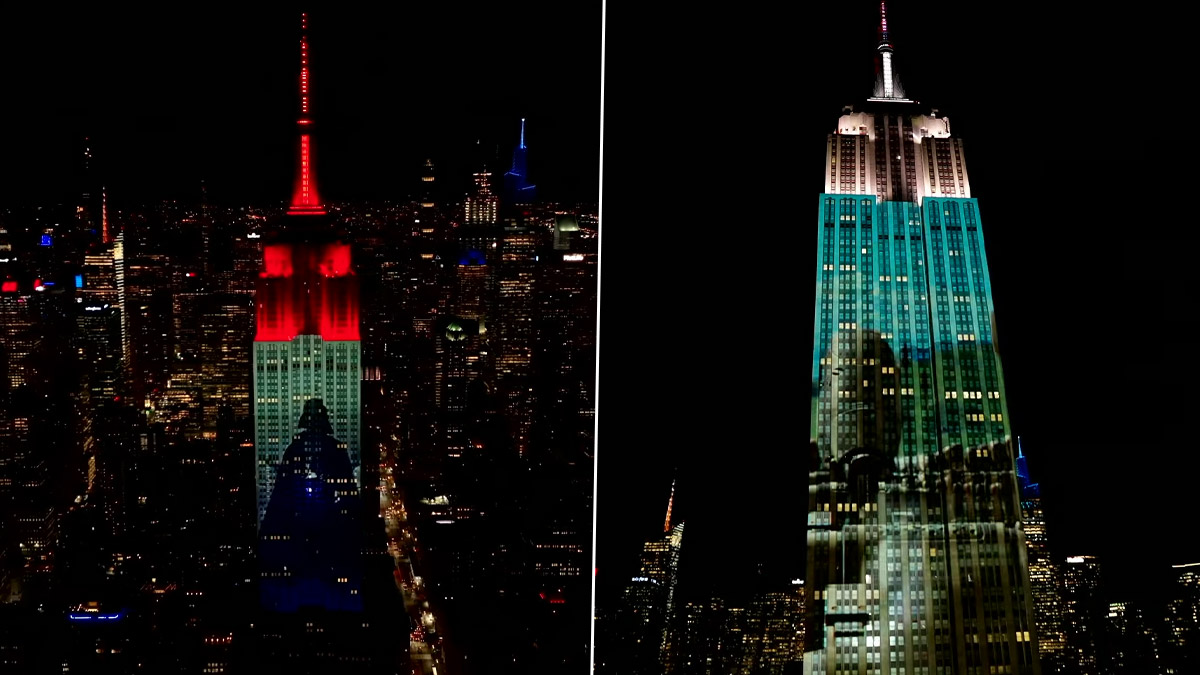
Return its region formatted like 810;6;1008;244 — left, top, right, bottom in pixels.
1;1;1197;671
1;8;600;673
1;6;601;207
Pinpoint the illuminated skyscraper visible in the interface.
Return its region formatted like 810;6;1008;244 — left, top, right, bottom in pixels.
1060;555;1103;674
804;4;1040;673
465;162;499;226
606;485;685;675
497;223;537;456
503;118;536;204
418;158;437;210
254;14;363;613
1016;440;1067;669
1165;562;1200;671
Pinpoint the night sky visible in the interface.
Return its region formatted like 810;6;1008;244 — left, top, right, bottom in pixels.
0;5;601;207
598;2;1191;610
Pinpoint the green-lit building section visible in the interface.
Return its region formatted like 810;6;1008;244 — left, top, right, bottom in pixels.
806;194;1039;674
253;335;362;527
810;195;1011;460
923;198;1011;450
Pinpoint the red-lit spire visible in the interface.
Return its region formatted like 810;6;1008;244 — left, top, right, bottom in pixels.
290;12;324;215
101;186;110;244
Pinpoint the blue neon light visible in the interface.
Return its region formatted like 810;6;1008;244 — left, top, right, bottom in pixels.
68;611;124;622
75;274;84;289
40;234;52;247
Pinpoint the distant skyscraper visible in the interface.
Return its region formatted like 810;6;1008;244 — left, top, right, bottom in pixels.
734;586;805;675
1017;440;1067;668
1104;600;1166;675
1;279;39;392
503;118;536;204
608;486;685;675
419;158;436;209
253;13;363;613
804;4;1040;673
553;213;580;251
75;257;123;403
465;162;499;226
1061;555;1103;674
497;223;538;455
1165;562;1200;672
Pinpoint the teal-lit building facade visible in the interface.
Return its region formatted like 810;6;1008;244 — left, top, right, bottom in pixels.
810;195;1011;461
803;5;1039;673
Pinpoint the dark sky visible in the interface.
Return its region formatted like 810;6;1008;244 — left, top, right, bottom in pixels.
0;5;601;207
598;2;1192;609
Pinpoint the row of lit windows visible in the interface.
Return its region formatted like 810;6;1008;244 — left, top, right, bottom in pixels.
817;502;878;513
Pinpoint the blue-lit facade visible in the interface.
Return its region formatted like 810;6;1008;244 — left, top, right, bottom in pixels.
503;118;536;204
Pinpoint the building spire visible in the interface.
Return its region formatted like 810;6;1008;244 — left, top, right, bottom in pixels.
871;1;907;100
663;478;676;533
519;118;526;150
101;186;110;244
289;12;325;215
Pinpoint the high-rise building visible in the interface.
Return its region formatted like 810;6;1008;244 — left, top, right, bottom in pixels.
1061;555;1103;673
503;118;536;205
1104;600;1166;675
804;4;1040;673
0;279;38;392
465;164;499;226
735;586;806;675
605;486;685;675
497;223;538;456
253;13;363;614
419;158;437;210
1017;440;1067;669
1165;562;1200;672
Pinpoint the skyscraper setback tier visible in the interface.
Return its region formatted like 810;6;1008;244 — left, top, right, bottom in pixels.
803;4;1040;673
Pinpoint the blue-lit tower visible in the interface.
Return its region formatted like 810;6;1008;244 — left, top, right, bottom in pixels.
1017;440;1068;670
503;118;536;204
803;3;1041;673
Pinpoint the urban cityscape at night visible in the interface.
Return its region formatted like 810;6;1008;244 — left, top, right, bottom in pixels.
1;7;598;674
2;2;1197;675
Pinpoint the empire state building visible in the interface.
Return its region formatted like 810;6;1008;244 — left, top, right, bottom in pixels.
804;3;1040;673
254;14;363;614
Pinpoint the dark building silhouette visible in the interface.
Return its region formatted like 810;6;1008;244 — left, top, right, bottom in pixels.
259;399;363;612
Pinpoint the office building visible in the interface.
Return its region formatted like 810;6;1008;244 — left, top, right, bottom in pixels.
254;13;363;613
607;487;685;675
1165;562;1200;672
1061;555;1103;673
804;4;1040;673
1017;440;1067;668
465;165;499;226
